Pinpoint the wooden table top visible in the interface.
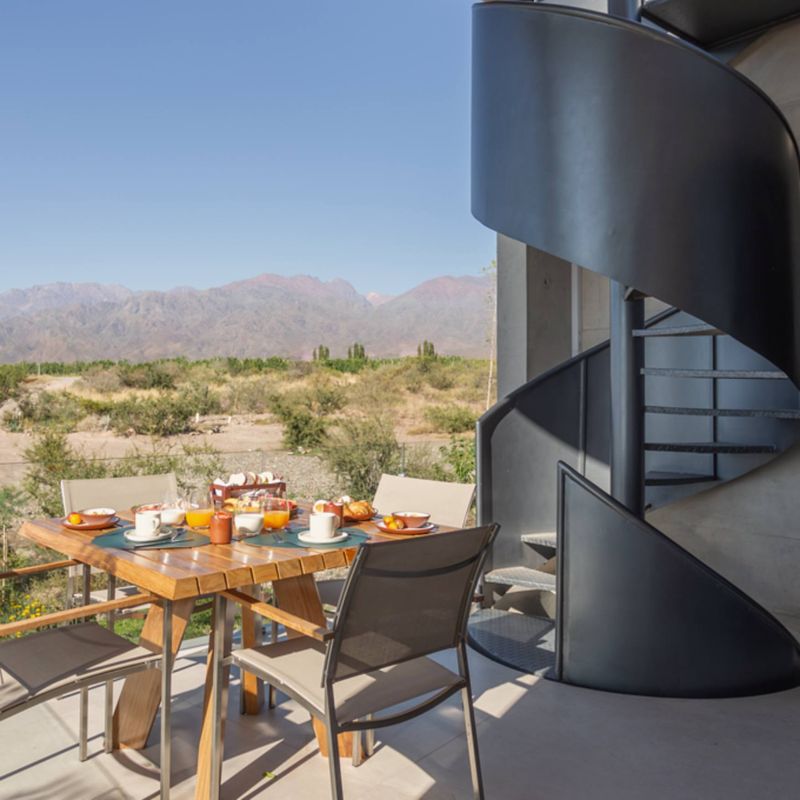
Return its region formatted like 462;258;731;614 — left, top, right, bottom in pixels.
19;509;453;600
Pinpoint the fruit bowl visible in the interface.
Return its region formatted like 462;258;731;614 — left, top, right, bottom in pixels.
392;511;431;529
76;507;117;526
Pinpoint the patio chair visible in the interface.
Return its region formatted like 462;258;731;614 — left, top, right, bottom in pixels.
61;472;179;761
0;560;174;799
316;474;476;610
218;524;498;800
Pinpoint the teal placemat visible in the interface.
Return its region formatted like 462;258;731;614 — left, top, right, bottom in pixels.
93;526;209;551
240;528;369;550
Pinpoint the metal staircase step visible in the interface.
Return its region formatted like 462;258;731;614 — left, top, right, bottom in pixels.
642;368;788;380
645;405;800;420
633;324;722;338
645;471;718;486
484;566;556;592
521;532;557;549
644;441;777;454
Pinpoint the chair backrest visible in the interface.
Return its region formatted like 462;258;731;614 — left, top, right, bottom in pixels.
61;473;179;515
324;524;498;683
372;474;476;528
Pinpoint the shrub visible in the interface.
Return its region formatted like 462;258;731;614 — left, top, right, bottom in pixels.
23;431;108;516
0;364;28;402
424;404;477;434
80;367;124;394
221;377;276;415
280;408;328;451
436;436;476;483
323;416;401;498
178;382;222;416
110;394;195;436
118;362;177;390
4;391;88;432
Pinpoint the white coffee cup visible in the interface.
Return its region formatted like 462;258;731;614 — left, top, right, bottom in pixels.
135;509;163;540
308;512;338;540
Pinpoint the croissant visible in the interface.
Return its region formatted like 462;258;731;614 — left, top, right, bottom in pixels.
345;500;374;521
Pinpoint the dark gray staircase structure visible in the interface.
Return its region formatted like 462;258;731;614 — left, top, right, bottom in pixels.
471;0;800;697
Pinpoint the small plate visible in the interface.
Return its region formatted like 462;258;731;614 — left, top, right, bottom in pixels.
375;521;436;536
297;530;350;545
62;516;120;531
124;528;179;543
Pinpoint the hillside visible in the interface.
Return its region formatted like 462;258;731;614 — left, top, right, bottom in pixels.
0;273;493;361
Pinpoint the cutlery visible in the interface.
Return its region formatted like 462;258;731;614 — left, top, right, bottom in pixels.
130;530;187;549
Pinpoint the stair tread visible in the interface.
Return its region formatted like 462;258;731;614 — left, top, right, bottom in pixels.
645;471;718;486
644;441;777;454
520;532;557;548
484;566;556;591
642;368;788;379
645;405;800;419
633;324;722;338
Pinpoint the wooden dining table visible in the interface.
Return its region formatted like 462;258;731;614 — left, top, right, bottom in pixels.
18;506;452;799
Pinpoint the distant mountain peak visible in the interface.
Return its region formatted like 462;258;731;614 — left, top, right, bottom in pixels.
0;273;492;361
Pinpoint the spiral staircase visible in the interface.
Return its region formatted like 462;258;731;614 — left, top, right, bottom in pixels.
469;1;800;697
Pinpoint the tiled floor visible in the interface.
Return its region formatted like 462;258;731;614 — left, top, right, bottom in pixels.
2;640;800;799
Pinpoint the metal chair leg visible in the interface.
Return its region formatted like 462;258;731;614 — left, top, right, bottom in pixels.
160;600;173;800
78;564;91;762
365;714;375;757
324;707;344;800
352;724;363;767
78;687;89;761
268;619;278;709
104;574;116;753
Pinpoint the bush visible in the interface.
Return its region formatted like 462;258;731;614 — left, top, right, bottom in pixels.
79;367;124;394
4;391;88;432
323;416;401;498
118;362;177;390
110;394;195;436
23;431;108;516
424;404;477;434
0;364;28;402
436;436;476;483
178;382;222;416
280;408;328;451
221;377;276;415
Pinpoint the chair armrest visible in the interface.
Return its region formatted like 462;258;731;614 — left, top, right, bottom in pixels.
223;589;333;643
0;592;158;638
0;559;81;581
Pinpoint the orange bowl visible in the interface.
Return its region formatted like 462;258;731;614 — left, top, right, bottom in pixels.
77;507;116;526
392;511;431;529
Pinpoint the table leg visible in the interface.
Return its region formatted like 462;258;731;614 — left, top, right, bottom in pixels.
195;594;235;800
114;597;195;749
273;574;353;759
240;583;264;714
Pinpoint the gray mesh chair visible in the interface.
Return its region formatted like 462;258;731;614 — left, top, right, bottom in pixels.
316;474;477;611
0;560;174;799
215;524;498;800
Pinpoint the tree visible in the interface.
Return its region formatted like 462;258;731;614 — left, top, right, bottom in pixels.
418;340;436;359
0;486;24;600
350;342;366;361
313;345;330;362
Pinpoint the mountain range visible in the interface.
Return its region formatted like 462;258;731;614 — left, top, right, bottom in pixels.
0;274;493;362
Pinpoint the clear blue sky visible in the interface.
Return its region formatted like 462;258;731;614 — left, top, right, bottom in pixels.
0;1;494;296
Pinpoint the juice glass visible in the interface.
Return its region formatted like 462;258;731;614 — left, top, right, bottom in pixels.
186;489;214;528
263;497;290;531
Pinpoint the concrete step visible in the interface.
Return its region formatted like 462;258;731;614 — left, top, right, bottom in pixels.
642;368;787;380
644;441;776;454
484;566;556;592
634;324;722;338
645;405;800;419
521;532;557;549
645;471;718;486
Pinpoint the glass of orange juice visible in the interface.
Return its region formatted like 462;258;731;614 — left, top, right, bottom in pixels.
263;497;290;531
186;489;214;529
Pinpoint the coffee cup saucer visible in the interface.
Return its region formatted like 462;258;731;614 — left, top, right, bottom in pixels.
297;530;349;545
125;528;175;543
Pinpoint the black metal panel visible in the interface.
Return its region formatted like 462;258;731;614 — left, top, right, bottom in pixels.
556;463;800;697
642;0;800;48
472;1;800;387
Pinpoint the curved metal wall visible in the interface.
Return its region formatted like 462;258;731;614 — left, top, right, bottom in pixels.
472;2;800;696
472;2;800;385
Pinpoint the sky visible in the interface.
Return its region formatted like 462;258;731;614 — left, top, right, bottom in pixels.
0;1;494;296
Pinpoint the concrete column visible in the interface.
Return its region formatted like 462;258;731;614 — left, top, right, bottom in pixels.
496;234;572;398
